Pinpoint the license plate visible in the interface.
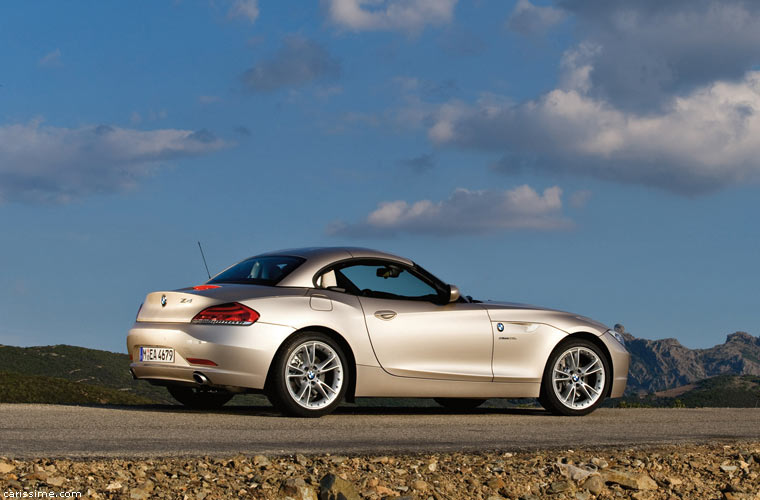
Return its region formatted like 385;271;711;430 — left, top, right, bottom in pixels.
139;347;175;363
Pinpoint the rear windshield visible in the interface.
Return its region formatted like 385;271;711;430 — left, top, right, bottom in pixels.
209;255;305;286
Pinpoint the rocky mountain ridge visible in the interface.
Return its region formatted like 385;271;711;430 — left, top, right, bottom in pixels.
624;331;760;394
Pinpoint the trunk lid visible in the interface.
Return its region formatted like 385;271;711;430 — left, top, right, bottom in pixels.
136;284;308;322
137;291;219;323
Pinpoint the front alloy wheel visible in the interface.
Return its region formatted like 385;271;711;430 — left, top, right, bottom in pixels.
267;332;348;417
540;339;610;416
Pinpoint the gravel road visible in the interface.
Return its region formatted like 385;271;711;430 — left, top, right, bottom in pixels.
1;404;758;458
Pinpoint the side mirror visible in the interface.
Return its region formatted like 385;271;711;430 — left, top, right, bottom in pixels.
448;284;460;303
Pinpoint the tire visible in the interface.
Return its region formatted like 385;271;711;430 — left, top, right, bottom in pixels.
266;332;348;418
539;338;611;416
434;398;487;410
167;386;233;410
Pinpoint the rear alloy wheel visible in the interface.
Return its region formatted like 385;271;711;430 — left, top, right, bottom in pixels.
434;398;487;410
540;338;610;416
267;332;348;418
167;386;233;410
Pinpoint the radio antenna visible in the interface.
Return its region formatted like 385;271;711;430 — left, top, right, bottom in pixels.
197;241;211;280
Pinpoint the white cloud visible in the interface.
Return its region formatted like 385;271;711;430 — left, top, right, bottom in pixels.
428;100;467;143
242;36;340;92
561;0;760;110
334;1;760;195
569;190;592;208
148;109;168;121
130;109;168;124
199;95;222;104
38;48;62;68
0;121;227;203
228;0;259;24
328;185;570;236
418;1;760;194
558;42;600;94
507;0;565;36
392;76;420;92
429;71;760;194
399;153;435;173
325;0;457;32
314;85;344;99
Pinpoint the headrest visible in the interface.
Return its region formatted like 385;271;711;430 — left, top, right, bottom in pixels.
319;270;338;288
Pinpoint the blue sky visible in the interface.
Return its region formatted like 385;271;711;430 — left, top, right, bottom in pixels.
1;0;758;352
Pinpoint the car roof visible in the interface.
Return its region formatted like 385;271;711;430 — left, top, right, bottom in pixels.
256;247;414;288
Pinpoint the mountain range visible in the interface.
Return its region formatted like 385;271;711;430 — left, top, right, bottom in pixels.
623;330;760;394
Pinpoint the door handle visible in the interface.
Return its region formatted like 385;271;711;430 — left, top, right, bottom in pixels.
374;310;397;320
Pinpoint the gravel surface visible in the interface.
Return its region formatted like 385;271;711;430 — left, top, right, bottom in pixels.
1;405;760;458
1;442;759;499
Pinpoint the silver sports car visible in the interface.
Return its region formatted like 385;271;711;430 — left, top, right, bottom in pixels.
127;247;629;417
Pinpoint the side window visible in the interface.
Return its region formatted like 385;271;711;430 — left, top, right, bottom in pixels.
338;263;440;301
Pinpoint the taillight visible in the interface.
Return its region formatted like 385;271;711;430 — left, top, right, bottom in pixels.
192;285;221;291
191;302;259;326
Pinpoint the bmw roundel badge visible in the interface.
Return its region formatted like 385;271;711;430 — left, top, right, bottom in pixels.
497;322;504;332
161;295;167;307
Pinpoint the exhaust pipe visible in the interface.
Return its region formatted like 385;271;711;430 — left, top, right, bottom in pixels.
193;372;209;385
129;368;137;380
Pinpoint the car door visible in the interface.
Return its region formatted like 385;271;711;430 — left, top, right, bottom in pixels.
336;260;493;382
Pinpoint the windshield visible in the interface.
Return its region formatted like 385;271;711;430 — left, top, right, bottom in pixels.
209;255;305;286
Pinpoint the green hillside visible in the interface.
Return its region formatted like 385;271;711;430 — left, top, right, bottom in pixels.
0;344;271;406
611;374;760;408
678;374;760;407
0;344;172;403
0;371;156;405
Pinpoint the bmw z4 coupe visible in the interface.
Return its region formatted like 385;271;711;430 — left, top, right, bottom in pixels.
127;247;629;417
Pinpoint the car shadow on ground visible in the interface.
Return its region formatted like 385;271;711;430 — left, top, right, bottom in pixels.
335;406;547;417
82;403;549;417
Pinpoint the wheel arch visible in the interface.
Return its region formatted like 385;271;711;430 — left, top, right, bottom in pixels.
546;331;615;398
264;325;357;403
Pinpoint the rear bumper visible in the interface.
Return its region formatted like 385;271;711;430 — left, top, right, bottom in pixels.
127;321;295;390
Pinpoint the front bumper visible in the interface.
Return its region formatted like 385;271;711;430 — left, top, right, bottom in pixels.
127;321;295;390
600;330;630;398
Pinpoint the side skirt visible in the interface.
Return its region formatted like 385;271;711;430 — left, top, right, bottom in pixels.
354;365;541;398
